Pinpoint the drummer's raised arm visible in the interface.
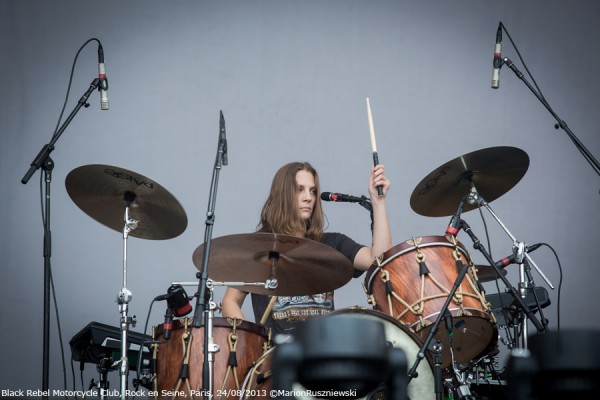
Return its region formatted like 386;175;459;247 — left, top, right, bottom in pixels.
353;164;392;271
221;287;247;320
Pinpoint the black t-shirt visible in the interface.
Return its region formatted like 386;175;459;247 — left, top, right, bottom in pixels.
250;232;365;334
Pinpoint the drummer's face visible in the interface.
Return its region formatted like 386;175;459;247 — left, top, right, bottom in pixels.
295;170;316;221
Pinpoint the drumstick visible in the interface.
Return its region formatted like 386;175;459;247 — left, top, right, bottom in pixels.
366;98;384;196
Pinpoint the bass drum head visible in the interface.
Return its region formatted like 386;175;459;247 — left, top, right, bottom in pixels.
325;308;435;400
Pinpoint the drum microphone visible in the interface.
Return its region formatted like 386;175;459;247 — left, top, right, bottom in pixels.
491;22;503;89
154;284;193;317
320;192;365;203
167;284;193;317
493;243;542;269
445;198;465;237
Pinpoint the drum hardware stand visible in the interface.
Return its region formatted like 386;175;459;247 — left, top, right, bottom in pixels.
407;243;472;400
20;73;104;399
463;187;550;339
515;257;550;349
192;111;228;399
467;190;554;291
459;218;545;338
431;340;444;400
87;357;113;400
96;357;113;400
115;192;139;400
448;347;478;400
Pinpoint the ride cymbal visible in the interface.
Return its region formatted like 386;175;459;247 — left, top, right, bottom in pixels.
65;164;187;240
410;146;529;217
192;233;354;296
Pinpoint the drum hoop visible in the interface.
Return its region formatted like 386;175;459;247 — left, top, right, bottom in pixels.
408;307;490;329
155;317;269;338
365;238;470;293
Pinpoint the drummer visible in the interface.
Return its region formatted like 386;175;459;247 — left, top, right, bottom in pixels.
221;161;392;335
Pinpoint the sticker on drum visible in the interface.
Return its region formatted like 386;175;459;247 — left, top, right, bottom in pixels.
364;235;498;368
240;308;435;400
154;317;270;399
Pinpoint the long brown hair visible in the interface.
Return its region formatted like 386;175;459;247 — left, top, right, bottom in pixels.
258;162;324;241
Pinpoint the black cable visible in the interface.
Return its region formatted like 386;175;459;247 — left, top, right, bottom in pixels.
51;38;101;139
534;242;563;331
134;299;157;391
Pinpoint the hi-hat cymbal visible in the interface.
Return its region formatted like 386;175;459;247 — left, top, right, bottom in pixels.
410;146;529;217
192;233;354;296
65;164;187;240
473;264;508;282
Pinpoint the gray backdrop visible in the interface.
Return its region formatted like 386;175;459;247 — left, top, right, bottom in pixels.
1;0;599;395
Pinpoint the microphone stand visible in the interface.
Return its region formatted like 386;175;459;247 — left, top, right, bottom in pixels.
20;77;102;398
192;111;228;399
459;219;545;335
357;196;373;232
502;57;600;178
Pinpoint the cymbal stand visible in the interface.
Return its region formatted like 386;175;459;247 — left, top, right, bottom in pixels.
192;111;228;399
468;190;554;290
115;192;138;400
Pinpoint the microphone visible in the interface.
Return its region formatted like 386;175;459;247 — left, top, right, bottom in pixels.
445;199;465;237
154;284;193;317
320;192;365;203
97;44;109;110
220;110;228;165
166;284;193;317
162;308;174;341
491;22;503;89
493;243;542;269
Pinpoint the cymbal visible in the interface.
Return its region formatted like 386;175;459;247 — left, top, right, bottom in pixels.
65;164;187;240
192;233;354;296
410;146;529;217
473;264;507;282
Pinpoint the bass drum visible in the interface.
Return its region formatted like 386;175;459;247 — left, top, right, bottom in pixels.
240;308;435;400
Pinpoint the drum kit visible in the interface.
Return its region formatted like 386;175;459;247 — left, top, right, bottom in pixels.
65;146;551;399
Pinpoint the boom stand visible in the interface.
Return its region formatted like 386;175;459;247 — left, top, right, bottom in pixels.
117;193;139;400
502;57;600;178
192;111;228;399
20;77;103;399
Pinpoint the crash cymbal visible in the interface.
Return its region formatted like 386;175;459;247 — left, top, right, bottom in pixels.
65;164;187;240
473;264;507;282
192;233;354;296
410;146;529;217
